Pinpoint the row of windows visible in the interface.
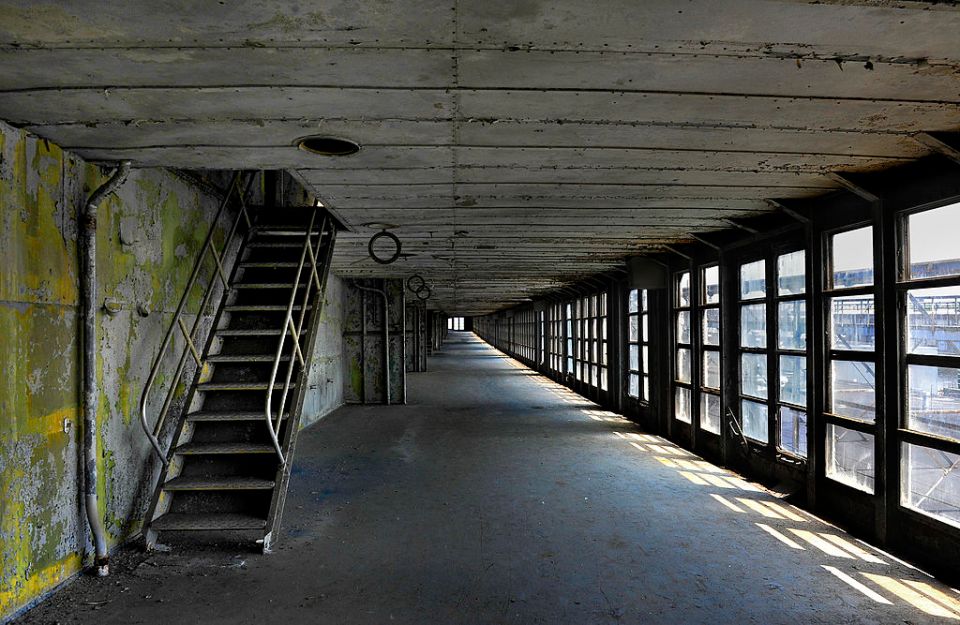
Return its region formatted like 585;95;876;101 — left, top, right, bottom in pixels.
476;199;960;535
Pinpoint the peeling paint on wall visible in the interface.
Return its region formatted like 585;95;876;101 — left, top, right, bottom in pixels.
0;120;230;619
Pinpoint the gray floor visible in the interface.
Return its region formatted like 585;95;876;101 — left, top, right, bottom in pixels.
17;332;960;624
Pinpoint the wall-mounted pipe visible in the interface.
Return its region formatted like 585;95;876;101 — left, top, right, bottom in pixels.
352;281;390;405
81;161;131;577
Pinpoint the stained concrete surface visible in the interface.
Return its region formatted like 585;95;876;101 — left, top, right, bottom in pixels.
14;332;960;624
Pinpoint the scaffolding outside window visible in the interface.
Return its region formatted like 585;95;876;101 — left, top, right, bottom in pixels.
899;200;960;529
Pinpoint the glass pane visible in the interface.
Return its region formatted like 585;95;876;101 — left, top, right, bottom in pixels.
628;373;639;398
831;226;874;288
741;352;768;399
740;259;766;300
831;294;875;351
642;314;649;342
675;387;692;424
779;355;807;407
677;272;691;307
779;407;807;457
703;308;720;346
741;399;769;443
777;300;806;351
907;364;960;441
777;250;806;296
643;375;650;400
701;393;721;435
703;266;720;304
826;424;875;493
902;442;960;529
830;360;876;422
641;290;648;312
703;350;720;389
677;348;692;383
628;315;639;342
677;311;691;344
907;201;960;280
642;346;649;372
740;303;766;348
907;286;960;357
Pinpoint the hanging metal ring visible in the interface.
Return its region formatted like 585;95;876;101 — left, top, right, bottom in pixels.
368;230;401;264
415;285;432;301
407;274;425;293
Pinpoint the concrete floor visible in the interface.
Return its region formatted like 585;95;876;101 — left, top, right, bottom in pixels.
16;332;960;624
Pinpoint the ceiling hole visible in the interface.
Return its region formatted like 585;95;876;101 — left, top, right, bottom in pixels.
297;136;361;156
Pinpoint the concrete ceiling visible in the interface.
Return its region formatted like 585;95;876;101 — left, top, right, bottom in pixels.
1;1;959;315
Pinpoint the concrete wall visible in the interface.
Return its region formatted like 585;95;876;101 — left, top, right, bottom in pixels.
342;279;406;404
300;273;344;429
0;120;240;618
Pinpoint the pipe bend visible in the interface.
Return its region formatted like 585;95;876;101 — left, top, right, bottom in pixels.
82;161;131;577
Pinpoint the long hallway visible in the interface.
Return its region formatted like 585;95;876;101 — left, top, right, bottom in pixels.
18;333;960;624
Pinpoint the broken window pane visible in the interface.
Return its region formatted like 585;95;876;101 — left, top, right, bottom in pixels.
826;424;875;493
830;360;876;422
901;442;960;529
907;364;960;442
779;407;807;458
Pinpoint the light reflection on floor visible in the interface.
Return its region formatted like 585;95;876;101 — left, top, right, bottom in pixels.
495;349;960;621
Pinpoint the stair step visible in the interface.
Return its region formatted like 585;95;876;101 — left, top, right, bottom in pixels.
246;242;303;249
224;304;310;312
205;354;291;363
175;442;275;455
186;411;288;422
215;328;287;336
151;512;267;531
163;476;276;491
231;282;307;289
196;381;297;392
238;262;300;268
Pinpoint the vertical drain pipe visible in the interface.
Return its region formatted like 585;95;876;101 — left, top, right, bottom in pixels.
82;162;131;577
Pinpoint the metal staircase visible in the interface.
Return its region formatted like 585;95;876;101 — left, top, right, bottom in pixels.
139;174;337;552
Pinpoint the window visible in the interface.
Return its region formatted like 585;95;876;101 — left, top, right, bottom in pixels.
549;303;563;372
700;266;721;434
739;259;768;442
675;272;693;424
825;225;876;493
565;302;573;375
599;293;609;391
899;200;960;528
776;250;807;457
448;316;465;331
538;311;545;365
627;289;649;400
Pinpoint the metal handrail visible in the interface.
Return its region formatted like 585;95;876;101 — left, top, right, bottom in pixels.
265;207;327;463
138;172;253;464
